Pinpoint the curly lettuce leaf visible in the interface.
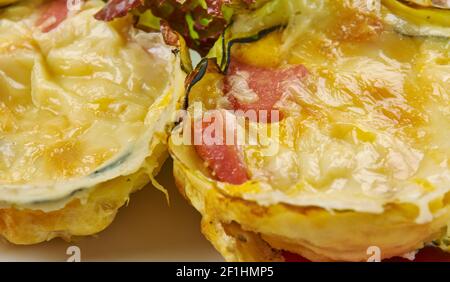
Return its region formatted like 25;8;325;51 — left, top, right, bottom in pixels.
95;0;258;55
143;0;234;55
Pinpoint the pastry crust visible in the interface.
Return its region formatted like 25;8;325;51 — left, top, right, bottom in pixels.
170;0;450;261
0;0;186;244
172;141;450;261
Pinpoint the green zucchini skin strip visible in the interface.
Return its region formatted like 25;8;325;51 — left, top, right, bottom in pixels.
219;25;283;73
382;0;450;27
182;58;210;111
183;25;282;110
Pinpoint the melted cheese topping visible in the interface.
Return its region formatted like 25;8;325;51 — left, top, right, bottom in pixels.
227;71;260;104
0;1;183;205
187;0;450;223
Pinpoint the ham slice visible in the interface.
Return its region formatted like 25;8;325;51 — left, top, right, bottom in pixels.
36;0;69;33
193;111;249;185
224;59;308;122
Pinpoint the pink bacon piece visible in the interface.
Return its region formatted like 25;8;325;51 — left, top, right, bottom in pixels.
224;59;308;122
36;0;69;33
193;111;249;185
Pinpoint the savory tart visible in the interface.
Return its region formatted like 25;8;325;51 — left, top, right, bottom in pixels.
0;0;186;244
170;0;450;261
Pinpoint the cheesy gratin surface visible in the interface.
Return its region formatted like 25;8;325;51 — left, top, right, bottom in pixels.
0;0;183;206
178;0;450;223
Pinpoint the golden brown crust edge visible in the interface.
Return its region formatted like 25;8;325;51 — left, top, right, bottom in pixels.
0;172;146;245
175;173;283;262
0;140;169;245
172;156;450;262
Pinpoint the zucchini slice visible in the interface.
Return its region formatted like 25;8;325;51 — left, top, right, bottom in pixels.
382;0;450;37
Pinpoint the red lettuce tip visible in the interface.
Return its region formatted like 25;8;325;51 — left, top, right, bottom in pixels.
160;19;180;46
94;0;143;21
205;0;231;17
